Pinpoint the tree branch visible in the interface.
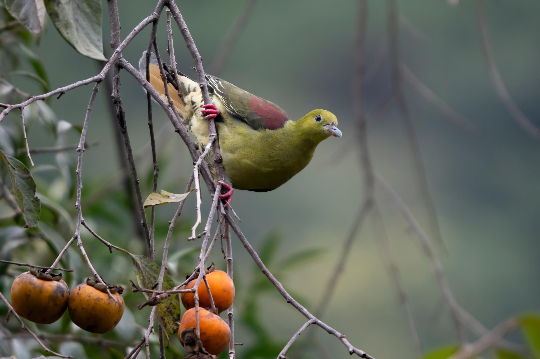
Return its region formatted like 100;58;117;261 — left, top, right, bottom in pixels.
0;293;71;358
476;0;539;138
0;259;73;272
208;0;257;75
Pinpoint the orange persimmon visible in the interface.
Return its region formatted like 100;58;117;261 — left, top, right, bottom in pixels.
68;283;124;334
10;271;69;324
178;308;230;355
181;270;234;313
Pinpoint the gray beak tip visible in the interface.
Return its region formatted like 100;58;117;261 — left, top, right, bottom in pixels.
331;125;342;138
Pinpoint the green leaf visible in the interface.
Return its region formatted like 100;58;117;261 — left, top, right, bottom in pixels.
5;0;45;33
143;190;193;208
0;150;40;227
424;345;458;359
131;254;181;334
496;349;527;359
44;0;106;61
521;314;540;358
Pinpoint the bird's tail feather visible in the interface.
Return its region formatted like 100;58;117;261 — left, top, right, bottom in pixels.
139;51;185;117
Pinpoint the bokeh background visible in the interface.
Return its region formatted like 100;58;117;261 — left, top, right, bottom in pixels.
1;0;539;358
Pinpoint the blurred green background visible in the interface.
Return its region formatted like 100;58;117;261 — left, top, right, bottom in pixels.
1;0;539;358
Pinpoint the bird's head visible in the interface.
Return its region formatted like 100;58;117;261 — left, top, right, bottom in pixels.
296;109;342;142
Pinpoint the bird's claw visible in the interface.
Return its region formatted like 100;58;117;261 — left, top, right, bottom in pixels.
201;104;220;119
218;181;234;208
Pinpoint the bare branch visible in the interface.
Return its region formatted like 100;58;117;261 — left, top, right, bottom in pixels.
371;206;423;355
4;332;134;347
209;0;258;75
224;222;235;359
449;318;520;359
190;137;215;240
227;215;374;358
168;0;227;185
399;14;427;43
377;172;465;341
401;65;476;131
0;293;72;358
0;176;23;216
82;220;130;255
0;259;73;272
20;109;33;166
16;141;99;155
387;0;446;256
155;175;194;292
476;0;539;139
0;9;162;122
278;319;316;359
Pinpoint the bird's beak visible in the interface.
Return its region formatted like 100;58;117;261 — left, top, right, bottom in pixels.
324;122;342;137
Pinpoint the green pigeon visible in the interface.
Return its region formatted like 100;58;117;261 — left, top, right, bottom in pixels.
140;52;342;205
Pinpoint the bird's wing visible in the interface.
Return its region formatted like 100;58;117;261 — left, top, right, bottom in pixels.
206;75;290;130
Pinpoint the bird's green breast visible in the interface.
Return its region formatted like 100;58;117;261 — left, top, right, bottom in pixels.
217;119;318;191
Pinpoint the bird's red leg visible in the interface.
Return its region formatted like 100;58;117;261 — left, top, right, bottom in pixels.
218;181;234;208
201;104;220;119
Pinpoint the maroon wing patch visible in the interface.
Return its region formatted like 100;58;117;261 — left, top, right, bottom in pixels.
206;75;290;131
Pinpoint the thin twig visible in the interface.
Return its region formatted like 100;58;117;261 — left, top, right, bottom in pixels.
0;9;162;122
81;220;130;254
387;0;446;256
155;174;194;292
278;319;316;359
168;1;227;185
113;66;153;257
166;9;184;102
72;82;116;300
193;185;222;338
0;176;23;216
46;235;76;273
305;2;373;348
401;65;476;132
0;259;73;272
224;222;235;359
476;0;539;139
209;0;258;75
0;293;72;358
399;14;427;43
102;0;143;242
227;214;374;359
203;274;217;313
16;141;99;155
100;58;143;241
448;318;519;359
376;172;465;343
371;206;423;355
190;137;215;240
20;109;33;166
376;173;528;353
145;19;160;260
0;20;19;32
4;332;135;347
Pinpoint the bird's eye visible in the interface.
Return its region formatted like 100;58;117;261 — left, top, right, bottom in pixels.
314;115;322;122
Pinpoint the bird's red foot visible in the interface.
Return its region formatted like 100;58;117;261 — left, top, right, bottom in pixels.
201;104;220;119
218;181;234;208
